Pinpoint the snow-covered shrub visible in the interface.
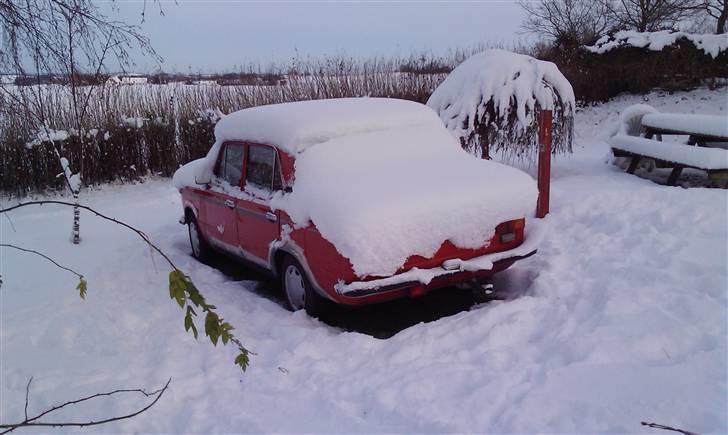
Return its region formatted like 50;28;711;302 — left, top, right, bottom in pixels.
427;49;575;163
585;31;728;60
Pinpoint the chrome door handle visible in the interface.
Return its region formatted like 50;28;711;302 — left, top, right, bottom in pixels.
224;199;235;209
265;211;277;222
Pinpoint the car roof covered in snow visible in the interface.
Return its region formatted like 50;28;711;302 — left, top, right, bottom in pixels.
214;97;444;155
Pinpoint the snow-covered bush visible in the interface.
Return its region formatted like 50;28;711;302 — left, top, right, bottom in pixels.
427;49;575;163
585;31;728;59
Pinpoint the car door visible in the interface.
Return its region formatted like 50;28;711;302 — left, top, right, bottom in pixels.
202;142;244;251
236;143;283;264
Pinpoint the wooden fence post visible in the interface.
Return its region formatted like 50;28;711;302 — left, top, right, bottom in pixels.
536;110;552;218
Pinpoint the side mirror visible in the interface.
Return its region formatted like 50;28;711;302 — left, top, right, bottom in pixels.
195;174;211;187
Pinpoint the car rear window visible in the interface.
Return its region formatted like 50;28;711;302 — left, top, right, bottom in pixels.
246;144;282;191
220;143;243;187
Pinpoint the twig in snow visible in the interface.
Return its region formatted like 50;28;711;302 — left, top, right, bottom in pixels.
641;421;698;435
24;377;32;421
0;378;171;434
0;244;84;280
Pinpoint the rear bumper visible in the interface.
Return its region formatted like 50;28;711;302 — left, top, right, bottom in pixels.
334;220;545;297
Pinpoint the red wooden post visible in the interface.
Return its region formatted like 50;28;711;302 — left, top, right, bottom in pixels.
536;110;552;218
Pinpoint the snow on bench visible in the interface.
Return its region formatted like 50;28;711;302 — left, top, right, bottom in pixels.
642;113;728;140
609;134;728;173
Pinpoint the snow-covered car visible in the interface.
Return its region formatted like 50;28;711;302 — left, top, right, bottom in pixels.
173;98;541;316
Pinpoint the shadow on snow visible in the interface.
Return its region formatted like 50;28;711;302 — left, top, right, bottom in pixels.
196;250;536;339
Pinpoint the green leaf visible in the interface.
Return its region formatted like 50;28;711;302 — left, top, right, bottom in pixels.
205;312;220;346
76;277;87;300
186;282;205;307
168;270;187;308
184;311;193;332
235;351;249;371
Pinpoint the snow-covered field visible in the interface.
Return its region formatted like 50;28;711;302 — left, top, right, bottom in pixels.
1;88;726;433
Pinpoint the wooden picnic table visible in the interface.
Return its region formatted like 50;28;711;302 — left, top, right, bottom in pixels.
610;112;728;186
642;113;728;147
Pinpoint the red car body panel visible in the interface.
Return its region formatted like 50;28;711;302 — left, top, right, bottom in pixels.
180;140;533;307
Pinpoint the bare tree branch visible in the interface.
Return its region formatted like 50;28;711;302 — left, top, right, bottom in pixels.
0;200;252;371
0;378;171;434
518;0;613;46
24;377;32;421
607;0;704;32
0;243;84;279
0;200;178;270
641;421;699;435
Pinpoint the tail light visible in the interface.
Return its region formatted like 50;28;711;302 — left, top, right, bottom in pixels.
497;218;525;244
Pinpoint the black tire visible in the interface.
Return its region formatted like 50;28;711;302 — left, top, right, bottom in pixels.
280;256;328;318
188;216;212;262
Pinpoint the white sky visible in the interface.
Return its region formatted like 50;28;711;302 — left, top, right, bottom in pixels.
104;1;527;73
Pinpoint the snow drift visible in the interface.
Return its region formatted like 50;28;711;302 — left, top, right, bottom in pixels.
174;98;538;278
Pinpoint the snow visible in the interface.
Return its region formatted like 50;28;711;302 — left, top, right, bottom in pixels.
642;113;728;139
609;134;728;170
25;127;70;149
586;31;728;59
427;49;575;138
176;97;538;278
335;220;545;294
270;122;538;278
214;97;441;156
122;117;145;129
608;103;659;137
2;87;727;433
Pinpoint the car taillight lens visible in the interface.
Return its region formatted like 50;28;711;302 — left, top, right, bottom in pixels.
498;218;525;244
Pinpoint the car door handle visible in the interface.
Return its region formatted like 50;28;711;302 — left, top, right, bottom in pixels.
265;211;277;222
224;199;235;209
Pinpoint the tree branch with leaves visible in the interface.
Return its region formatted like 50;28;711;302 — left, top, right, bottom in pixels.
0;200;251;371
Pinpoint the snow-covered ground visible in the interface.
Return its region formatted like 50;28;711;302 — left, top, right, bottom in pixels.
1;87;726;433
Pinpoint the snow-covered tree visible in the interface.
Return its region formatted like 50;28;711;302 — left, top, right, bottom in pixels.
427;49;575;163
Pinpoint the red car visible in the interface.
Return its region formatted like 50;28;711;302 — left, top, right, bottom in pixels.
174;98;540;317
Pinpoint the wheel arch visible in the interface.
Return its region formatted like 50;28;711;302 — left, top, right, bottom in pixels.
269;245;334;301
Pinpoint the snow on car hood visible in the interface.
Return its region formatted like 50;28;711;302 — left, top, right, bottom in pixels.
271;122;538;278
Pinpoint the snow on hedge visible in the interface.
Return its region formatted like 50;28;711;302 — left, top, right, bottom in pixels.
427;49;574;162
586;31;728;59
174;98;538;278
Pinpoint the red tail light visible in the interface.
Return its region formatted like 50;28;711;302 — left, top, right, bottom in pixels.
497;218;525;244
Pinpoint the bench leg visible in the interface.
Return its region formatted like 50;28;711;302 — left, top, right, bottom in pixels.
627;156;641;174
667;166;683;186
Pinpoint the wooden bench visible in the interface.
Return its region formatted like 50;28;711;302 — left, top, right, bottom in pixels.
610;135;728;185
609;110;728;186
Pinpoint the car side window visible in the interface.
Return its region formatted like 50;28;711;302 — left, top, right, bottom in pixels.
245;144;282;192
220;143;243;187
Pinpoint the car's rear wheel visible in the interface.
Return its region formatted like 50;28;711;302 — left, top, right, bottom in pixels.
188;216;212;262
281;256;328;318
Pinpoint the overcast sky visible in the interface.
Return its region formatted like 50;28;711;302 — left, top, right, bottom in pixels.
104;1;527;73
